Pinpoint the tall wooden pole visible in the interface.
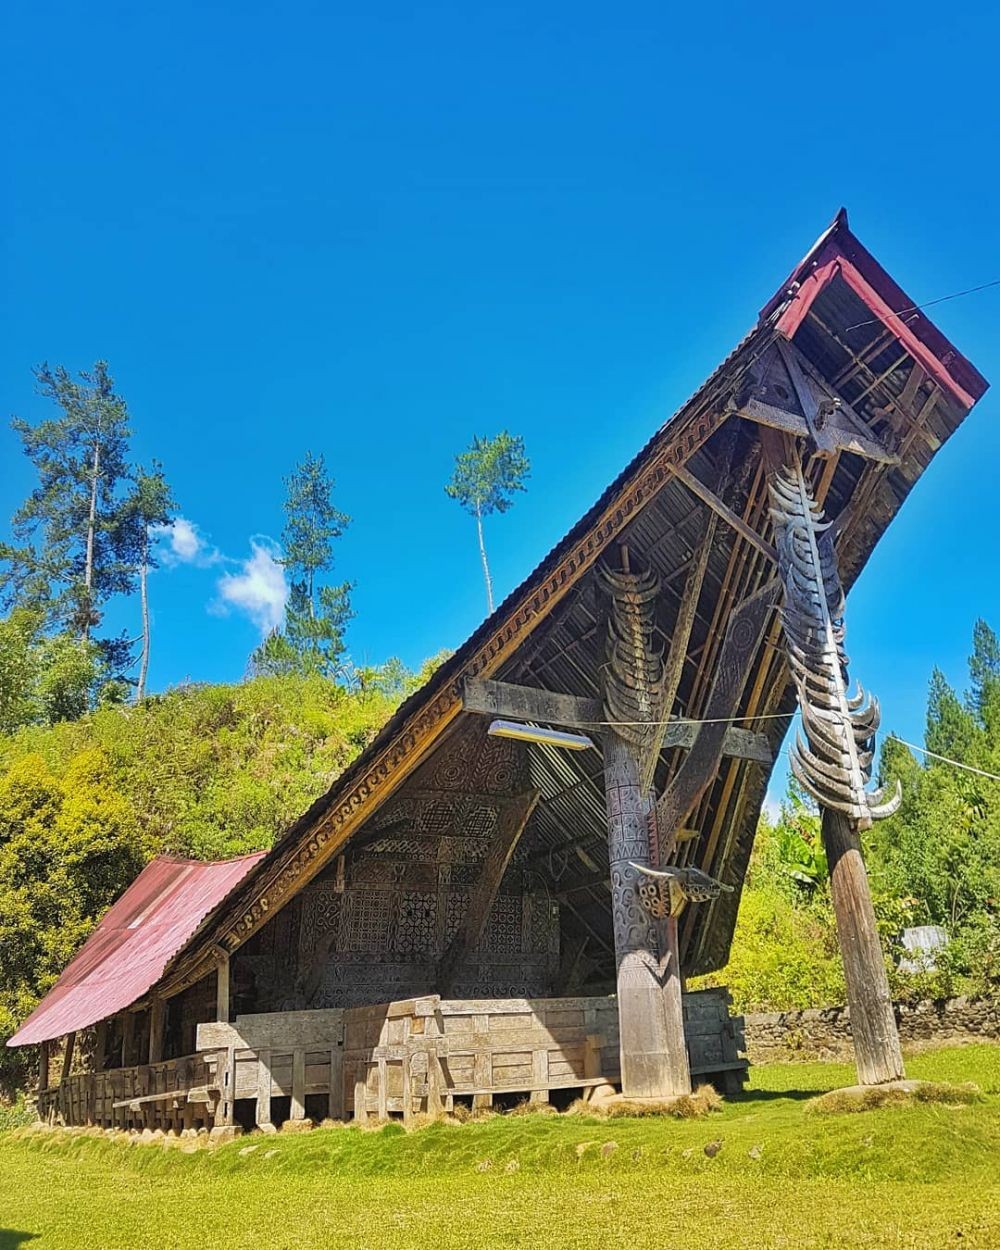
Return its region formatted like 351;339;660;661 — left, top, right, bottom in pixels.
216;954;231;1023
604;730;691;1098
823;809;904;1085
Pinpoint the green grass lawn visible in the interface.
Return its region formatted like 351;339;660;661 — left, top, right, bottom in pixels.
2;1045;998;1250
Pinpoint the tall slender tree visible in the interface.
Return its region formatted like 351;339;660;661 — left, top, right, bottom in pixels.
445;432;530;613
250;452;353;678
119;464;176;701
1;362;136;643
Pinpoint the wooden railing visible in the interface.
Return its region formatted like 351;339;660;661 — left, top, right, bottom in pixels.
37;1051;219;1131
36;989;747;1130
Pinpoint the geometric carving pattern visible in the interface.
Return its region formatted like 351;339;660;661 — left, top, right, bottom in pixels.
395;891;437;955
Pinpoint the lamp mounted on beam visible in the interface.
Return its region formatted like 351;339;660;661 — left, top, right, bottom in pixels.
487;719;595;751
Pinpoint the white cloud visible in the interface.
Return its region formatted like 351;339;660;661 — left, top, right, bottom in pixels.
154;516;220;568
215;539;289;636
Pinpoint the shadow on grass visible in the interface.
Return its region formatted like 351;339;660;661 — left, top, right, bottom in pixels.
0;1232;39;1250
731;1089;818;1103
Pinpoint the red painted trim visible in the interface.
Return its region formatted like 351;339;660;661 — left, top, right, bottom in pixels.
773;257;841;340
772;241;979;410
833;257;977;410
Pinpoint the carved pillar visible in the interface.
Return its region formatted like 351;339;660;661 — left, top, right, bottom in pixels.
604;729;691;1098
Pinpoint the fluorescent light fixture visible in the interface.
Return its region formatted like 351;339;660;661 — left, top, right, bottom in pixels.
488;719;595;751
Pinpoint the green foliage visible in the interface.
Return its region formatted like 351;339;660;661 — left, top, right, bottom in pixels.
444;431;530;519
445;431;530;612
0;662;418;1084
251;453;353;679
709;619;1000;1012
0;362;137;651
0;609;104;732
692;823;846;1010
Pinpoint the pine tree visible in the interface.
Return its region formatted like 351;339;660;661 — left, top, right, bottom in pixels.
1;362;136;648
250;453;353;678
445;432;530;613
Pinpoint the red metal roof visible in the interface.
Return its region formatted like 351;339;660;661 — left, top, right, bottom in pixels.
7;853;265;1046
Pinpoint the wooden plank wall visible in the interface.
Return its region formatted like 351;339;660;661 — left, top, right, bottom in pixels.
39;989;746;1129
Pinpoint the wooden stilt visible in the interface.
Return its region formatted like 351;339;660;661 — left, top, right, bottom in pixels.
216;955;231;1023
823;808;904;1084
39;1039;50;1094
148;997;166;1065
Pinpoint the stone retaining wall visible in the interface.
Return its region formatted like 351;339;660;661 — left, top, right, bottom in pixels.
743;997;999;1062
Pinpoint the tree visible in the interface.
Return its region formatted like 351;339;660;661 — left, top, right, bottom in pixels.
445;432;530;613
119;465;176;701
1;362;136;648
250;453;353;678
0;609;102;733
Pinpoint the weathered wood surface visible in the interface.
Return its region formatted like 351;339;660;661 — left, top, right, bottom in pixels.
437;790;541;991
823;808;905;1085
462;678;771;763
603;730;691;1098
670;463;778;564
653;580;780;859
40;990;746;1128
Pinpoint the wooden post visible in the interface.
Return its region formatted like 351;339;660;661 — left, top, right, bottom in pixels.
122;1011;135;1067
328;1045;344;1121
216;954;231;1022
39;1039;50;1093
93;1020;107;1073
823;808;905;1085
255;1048;272;1128
148;997;166;1065
604;731;691;1098
291;1048;307;1120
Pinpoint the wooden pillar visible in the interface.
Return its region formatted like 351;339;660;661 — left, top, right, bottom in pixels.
823;808;905;1085
216;955;231;1023
93;1020;107;1073
39;1039;50;1093
255;1048;272;1128
604;730;691;1098
148;997;166;1065
122;1011;135;1067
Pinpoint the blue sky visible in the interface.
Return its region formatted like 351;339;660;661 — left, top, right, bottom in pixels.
2;0;998;782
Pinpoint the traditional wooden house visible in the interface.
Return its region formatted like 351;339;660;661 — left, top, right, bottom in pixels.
9;211;987;1131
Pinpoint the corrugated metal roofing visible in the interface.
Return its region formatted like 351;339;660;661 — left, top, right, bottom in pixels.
7;853;265;1046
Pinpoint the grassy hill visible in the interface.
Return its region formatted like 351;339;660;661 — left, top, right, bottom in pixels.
2;1045;998;1249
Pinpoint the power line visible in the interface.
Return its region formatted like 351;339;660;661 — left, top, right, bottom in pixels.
844;277;1000;332
886;735;1000;784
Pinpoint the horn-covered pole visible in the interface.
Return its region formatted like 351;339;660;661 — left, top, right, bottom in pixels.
768;452;904;1085
600;557;690;1098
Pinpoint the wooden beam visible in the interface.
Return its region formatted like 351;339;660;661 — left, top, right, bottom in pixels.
463;677;601;726
437;790;541;991
654;580;780;857
739;397;898;464
463;678;771;763
670;463;777;563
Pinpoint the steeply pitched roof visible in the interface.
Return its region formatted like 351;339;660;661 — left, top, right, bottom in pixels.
151;209;984;995
7;853;265;1046
13;211;988;1029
